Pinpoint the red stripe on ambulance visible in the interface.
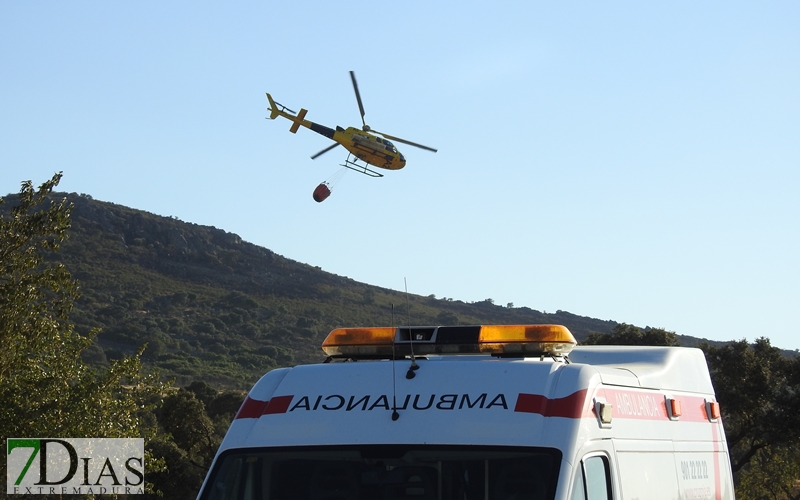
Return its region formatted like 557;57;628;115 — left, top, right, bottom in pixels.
235;395;294;419
514;389;589;418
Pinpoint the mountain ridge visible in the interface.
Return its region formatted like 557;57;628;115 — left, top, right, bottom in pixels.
3;191;734;388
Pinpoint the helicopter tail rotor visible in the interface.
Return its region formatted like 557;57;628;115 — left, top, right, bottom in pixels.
266;93;299;121
265;93;283;120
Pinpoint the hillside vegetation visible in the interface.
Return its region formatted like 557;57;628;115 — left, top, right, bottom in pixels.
5;192;731;388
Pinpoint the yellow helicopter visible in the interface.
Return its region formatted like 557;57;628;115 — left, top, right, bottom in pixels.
265;71;437;179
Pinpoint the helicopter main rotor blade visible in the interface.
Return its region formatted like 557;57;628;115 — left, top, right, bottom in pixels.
350;71;368;130
311;142;340;160
374;131;438;153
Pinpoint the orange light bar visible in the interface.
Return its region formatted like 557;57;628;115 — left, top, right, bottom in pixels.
479;324;576;355
322;327;396;357
321;324;577;358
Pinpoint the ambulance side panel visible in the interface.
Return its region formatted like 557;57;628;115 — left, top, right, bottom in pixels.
600;390;733;500
673;437;735;500
554;347;734;500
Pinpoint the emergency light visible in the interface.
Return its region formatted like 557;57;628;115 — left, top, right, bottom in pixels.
321;324;577;359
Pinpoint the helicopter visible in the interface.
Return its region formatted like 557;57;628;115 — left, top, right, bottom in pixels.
265;71;437;179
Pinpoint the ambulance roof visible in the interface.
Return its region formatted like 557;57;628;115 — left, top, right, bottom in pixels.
569;345;714;394
226;345;717;451
318;324;714;395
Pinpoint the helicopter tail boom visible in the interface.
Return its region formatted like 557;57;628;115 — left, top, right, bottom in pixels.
288;109;307;134
266;93;309;134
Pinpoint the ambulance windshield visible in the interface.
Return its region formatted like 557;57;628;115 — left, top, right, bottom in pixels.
200;445;561;500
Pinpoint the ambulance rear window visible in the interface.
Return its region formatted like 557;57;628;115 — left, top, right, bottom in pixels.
200;445;561;500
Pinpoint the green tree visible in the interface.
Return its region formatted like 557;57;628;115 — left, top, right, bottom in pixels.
146;437;208;500
581;323;680;346
152;389;222;499
159;390;220;464
736;445;800;500
0;173;76;383
700;339;800;474
0;174;164;495
186;380;219;408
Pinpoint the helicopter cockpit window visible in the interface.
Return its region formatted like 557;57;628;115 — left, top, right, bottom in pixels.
200;445;561;500
382;139;397;153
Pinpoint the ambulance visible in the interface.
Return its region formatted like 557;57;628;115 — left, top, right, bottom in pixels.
196;324;734;500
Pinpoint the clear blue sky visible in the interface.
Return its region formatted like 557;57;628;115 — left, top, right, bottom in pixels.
2;2;798;350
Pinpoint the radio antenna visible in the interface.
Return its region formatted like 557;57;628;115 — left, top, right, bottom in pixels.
405;278;419;379
391;303;399;420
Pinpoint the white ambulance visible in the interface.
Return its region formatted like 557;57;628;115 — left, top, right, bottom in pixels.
196;325;734;500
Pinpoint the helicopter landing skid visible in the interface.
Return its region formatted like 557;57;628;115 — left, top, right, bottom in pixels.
341;154;384;178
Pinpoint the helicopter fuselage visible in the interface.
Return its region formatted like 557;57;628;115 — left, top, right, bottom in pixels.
266;97;406;171
316;125;407;171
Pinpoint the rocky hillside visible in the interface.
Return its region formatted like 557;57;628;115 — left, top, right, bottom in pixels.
8;192;721;388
